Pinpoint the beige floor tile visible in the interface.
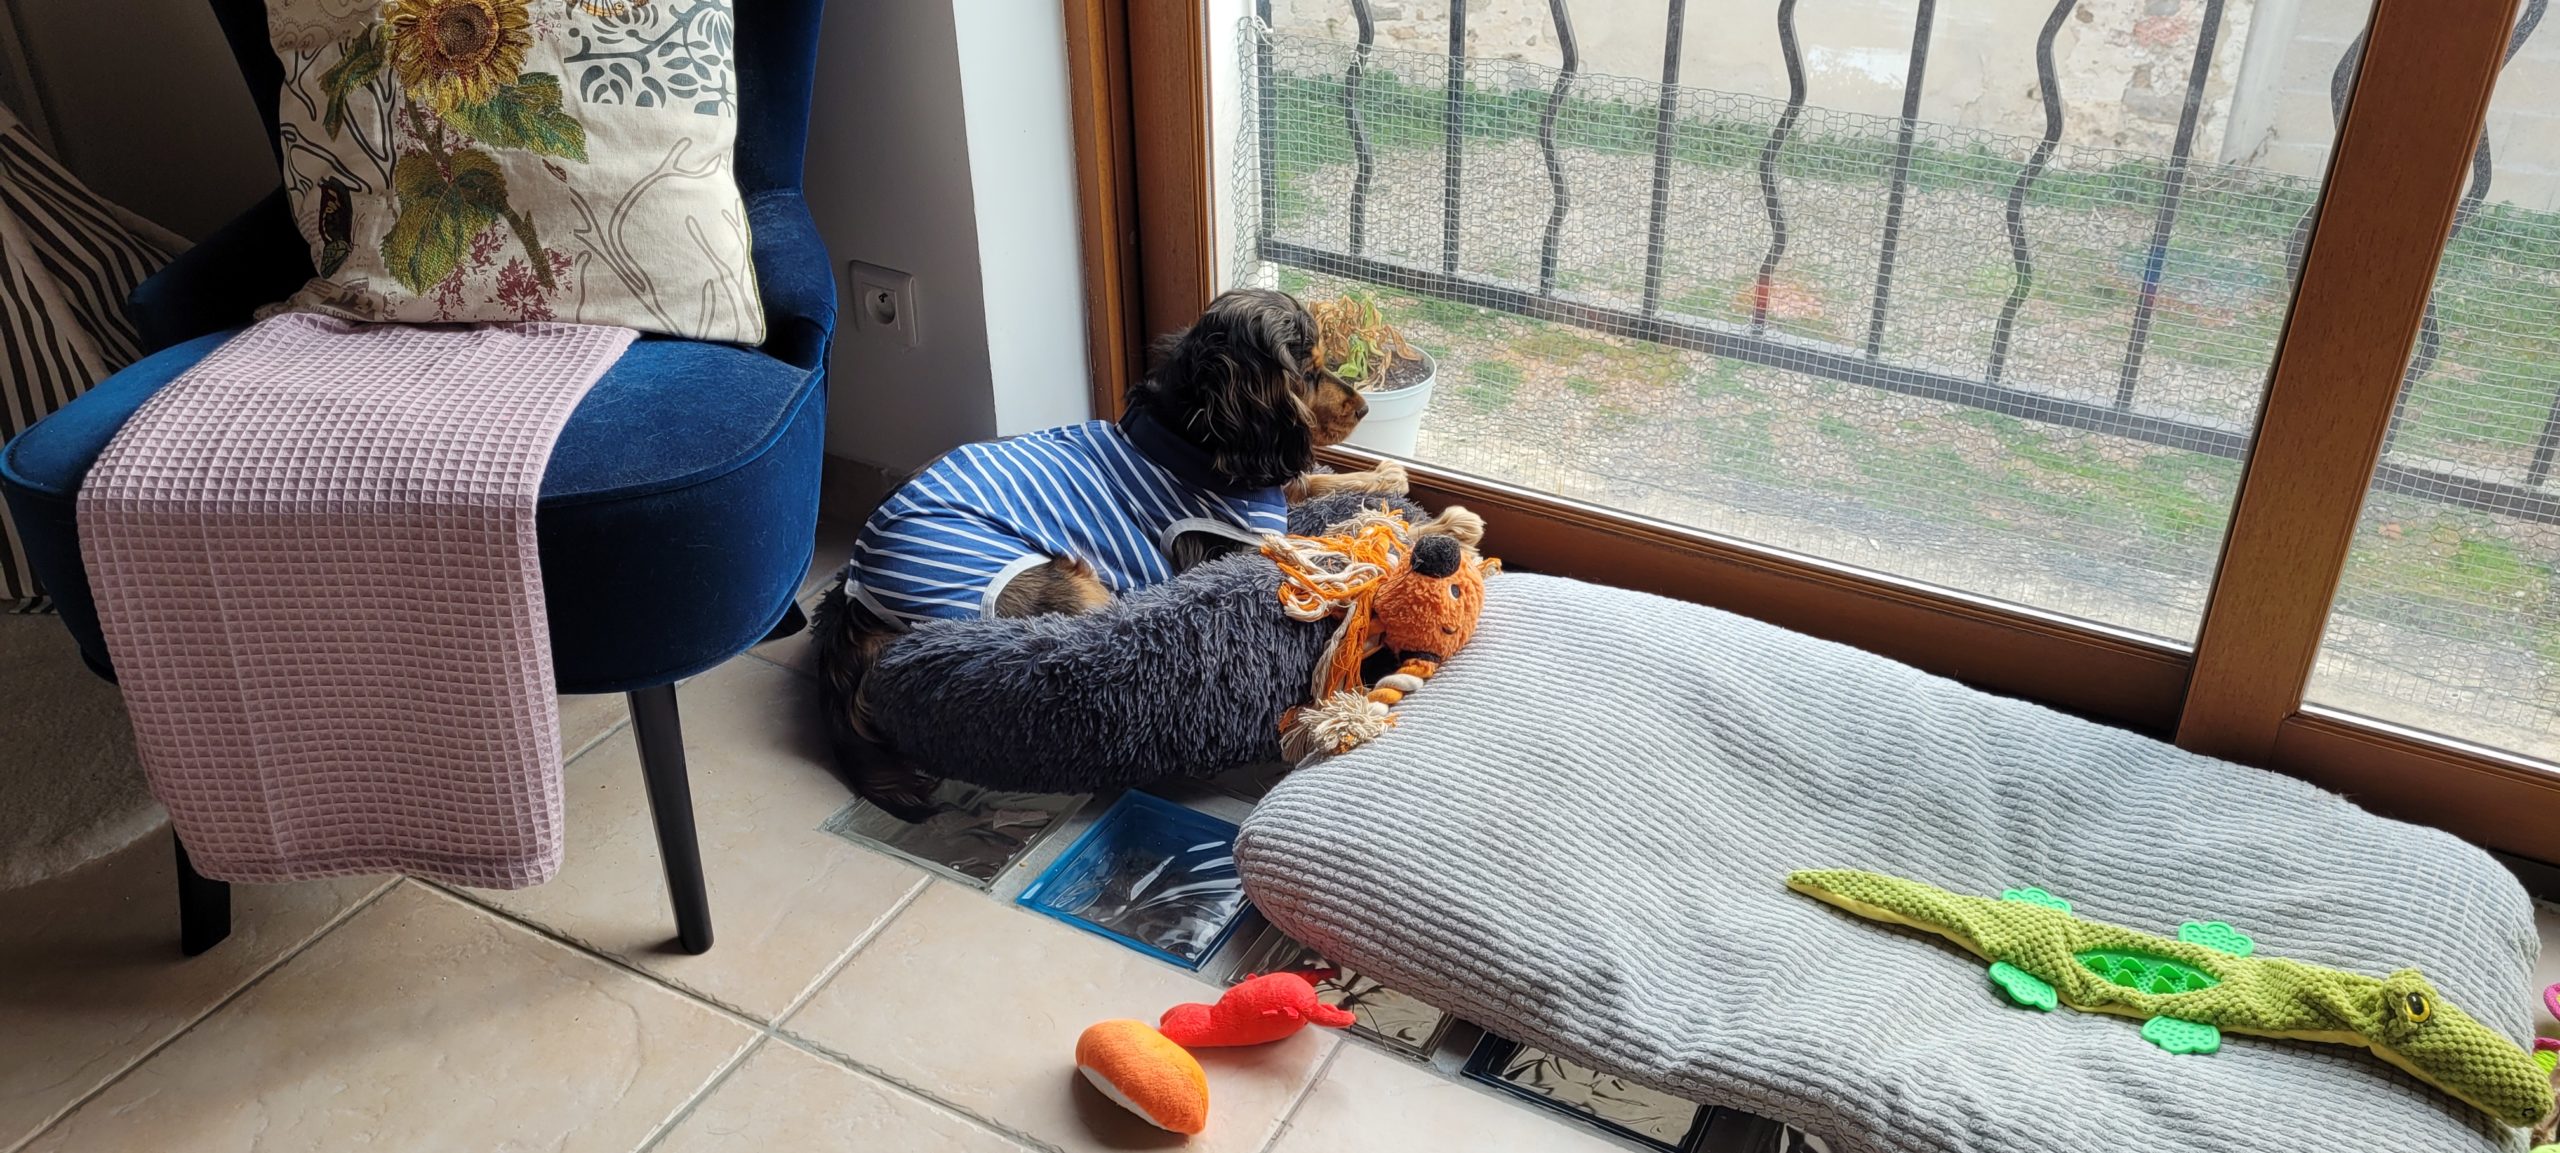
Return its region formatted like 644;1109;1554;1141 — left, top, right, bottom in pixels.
465;655;927;1019
786;882;1336;1153
0;833;387;1148
657;1039;1030;1152
23;883;753;1153
1269;1045;1631;1153
559;692;628;758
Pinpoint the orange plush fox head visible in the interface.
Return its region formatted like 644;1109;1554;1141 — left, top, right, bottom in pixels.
1372;531;1492;662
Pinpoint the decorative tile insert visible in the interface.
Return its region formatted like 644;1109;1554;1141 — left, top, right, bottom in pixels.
1016;792;1250;970
1225;925;1452;1057
1462;1034;1713;1152
821;785;1086;888
1689;1111;1836;1153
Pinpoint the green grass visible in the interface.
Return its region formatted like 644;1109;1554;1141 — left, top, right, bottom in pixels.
1815;414;1870;448
2449;537;2540;596
1618;342;1688;388
2394;374;2557;454
2143;310;2283;375
1565;374;1603;397
2335;519;2553;645
1460;359;1524;412
1898;408;2241;545
1700;410;1783;484
1413;294;1500;335
1693;358;1749;400
1510;327;1615;363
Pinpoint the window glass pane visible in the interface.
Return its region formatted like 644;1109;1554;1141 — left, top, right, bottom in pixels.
2307;5;2560;763
1216;0;2371;642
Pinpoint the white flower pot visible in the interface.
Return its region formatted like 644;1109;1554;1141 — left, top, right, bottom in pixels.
1343;353;1436;458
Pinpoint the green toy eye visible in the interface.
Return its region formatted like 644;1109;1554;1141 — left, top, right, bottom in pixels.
2400;991;2432;1024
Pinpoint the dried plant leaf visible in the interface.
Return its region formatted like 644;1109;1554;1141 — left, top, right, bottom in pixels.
1307;291;1418;387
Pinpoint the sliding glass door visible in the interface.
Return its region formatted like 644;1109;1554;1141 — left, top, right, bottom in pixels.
1226;0;2375;643
1084;0;2551;856
2306;4;2560;763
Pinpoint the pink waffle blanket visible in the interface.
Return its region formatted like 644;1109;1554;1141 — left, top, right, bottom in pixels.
76;314;635;887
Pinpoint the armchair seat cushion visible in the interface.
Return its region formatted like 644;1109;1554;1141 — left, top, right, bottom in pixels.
0;329;824;693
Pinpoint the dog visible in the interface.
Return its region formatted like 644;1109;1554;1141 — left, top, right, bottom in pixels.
813;287;1482;820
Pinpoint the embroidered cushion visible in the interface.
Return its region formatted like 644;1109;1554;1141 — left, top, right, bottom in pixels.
261;0;762;342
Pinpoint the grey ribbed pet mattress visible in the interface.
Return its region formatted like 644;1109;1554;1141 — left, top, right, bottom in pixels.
1233;573;2540;1153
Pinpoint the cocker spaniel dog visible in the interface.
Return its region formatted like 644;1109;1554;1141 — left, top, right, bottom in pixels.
813;288;1479;820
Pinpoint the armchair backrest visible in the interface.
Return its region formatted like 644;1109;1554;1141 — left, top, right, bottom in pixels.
208;0;823;197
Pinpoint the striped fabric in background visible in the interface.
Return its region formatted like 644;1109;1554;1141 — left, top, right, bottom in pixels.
0;100;181;608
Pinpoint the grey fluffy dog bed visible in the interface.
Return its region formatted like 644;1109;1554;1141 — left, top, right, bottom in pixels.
859;491;1427;791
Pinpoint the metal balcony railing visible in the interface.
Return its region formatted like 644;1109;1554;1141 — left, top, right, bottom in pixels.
1243;0;2560;527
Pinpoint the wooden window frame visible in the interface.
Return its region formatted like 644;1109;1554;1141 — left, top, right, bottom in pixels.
1065;0;2560;860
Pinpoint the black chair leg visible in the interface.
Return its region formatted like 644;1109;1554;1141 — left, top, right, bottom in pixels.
761;600;808;645
174;835;231;957
628;683;714;954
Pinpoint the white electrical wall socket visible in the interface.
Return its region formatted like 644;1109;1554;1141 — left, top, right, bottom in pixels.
848;260;920;348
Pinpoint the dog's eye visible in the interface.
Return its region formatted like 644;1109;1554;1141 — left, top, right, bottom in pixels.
1448;585;1463;599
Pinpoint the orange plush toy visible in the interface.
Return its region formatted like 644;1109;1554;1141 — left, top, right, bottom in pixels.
1266;514;1497;760
1075;1019;1210;1134
1160;971;1358;1048
1075;973;1358;1137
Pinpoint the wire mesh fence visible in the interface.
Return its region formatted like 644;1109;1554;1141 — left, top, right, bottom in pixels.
1235;23;2291;635
1232;8;2560;758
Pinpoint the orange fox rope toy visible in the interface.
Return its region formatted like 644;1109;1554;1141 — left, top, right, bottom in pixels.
1261;510;1497;760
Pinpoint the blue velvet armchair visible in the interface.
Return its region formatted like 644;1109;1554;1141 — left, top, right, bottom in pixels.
0;0;836;957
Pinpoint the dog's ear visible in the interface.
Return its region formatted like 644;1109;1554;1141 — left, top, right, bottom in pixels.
1135;289;1318;489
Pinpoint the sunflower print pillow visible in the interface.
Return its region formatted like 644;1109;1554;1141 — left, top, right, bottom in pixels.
262;0;762;343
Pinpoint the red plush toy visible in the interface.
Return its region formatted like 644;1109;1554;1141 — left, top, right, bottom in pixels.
1158;971;1357;1048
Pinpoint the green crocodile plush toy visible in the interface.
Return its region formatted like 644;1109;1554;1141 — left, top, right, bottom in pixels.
1787;868;2554;1129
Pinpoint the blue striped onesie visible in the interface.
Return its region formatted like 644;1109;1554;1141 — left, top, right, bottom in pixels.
841;414;1289;626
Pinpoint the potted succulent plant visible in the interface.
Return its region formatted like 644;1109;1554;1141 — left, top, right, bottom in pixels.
1308;292;1436;457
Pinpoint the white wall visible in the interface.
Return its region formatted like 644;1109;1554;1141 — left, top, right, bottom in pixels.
808;0;1000;470
811;0;1093;472
953;0;1094;435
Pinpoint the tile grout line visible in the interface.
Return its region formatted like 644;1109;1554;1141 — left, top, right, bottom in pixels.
411;879;774;1034
415;857;933;1037
621;877;931;1152
737;648;811;679
753;879;1077;1150
629;1032;770;1153
765;1029;1066;1153
7;878;405;1153
1251;1036;1346;1153
768;875;932;1027
564;714;634;764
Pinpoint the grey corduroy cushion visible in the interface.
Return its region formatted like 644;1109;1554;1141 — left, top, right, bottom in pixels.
1236;572;2539;1153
